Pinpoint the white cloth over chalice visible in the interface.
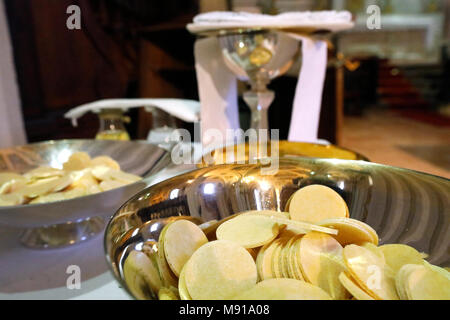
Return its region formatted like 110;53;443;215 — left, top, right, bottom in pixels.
188;11;353;146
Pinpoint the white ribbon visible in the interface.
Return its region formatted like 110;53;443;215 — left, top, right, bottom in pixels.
194;37;240;146
288;36;328;143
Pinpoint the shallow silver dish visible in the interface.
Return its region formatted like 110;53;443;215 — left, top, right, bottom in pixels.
104;157;450;299
0;139;171;248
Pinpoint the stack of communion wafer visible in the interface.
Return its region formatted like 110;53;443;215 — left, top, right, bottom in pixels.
123;185;450;300
0;152;141;206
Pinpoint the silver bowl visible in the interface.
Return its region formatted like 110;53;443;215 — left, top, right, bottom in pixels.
0;139;171;248
104;157;450;299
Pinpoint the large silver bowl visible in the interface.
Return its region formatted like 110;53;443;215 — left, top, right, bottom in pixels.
0;139;171;248
104;157;450;299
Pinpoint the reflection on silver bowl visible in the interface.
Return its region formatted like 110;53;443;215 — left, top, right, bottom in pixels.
0;139;171;248
104;157;450;299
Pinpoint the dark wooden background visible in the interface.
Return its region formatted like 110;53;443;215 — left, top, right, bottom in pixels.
5;0;342;144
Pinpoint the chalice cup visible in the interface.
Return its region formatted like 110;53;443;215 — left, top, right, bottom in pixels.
218;30;300;133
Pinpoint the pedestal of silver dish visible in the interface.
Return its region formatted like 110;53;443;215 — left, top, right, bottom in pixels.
19;217;105;248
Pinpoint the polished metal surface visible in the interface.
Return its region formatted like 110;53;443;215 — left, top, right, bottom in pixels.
198;140;369;167
217;30;299;131
104;157;450;299
19;216;105;249
0;139;171;248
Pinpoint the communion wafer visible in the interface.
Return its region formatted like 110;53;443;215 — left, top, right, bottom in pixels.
108;170;142;184
298;232;349;300
198;219;218;238
338;272;375;300
196;215;242;241
271;237;289;279
0;154;141;206
398;264;450;300
284;193;294;212
17;177;59;198
70;170;98;190
0;193;24;206
23;167;64;179
123;250;162;300
18;175;72;198
255;239;278;280
395;264;412;300
360;242;395;278
233;278;332;300
99;179;128;192
426;263;450;281
241;210;290;219
63;152;91;171
420;252;429;259
158;287;179;300
361;242;385;261
156;221;181;288
0;172;25;187
379;244;425;275
288;236;305;281
280;236;298;279
245;215;338;236
317;217;378;245
343;244;399;300
178;265;192;300
51;175;73;192
184;240;257;300
163;219;208;277
90;156;120;170
0;177;27;195
29;187;87;204
288;185;348;223
92;166;140;184
216;214;280;248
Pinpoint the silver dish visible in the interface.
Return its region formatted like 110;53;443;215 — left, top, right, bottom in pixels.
104;157;450;299
0;139;172;248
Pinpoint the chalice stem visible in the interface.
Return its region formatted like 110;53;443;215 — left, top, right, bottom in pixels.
243;89;274;132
